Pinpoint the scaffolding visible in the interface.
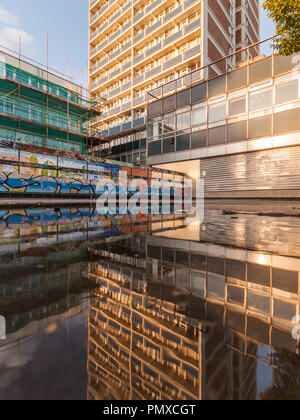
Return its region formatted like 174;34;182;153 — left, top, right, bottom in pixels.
0;47;104;154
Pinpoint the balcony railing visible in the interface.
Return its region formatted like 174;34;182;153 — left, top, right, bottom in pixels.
165;30;183;46
145;43;161;57
146;65;161;79
98;116;146;137
164;6;183;23
184;44;201;59
90;62;133;91
90;20;132;56
164;54;182;70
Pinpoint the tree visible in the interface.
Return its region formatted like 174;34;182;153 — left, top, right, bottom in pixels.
260;348;300;400
263;0;300;55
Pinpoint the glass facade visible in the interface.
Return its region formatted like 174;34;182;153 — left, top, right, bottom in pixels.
101;130;147;163
147;54;300;157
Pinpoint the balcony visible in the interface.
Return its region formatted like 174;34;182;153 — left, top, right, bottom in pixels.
134;96;146;106
90;22;109;41
164;54;182;70
134;11;144;24
122;101;132;111
98;75;109;85
145;19;162;36
107;82;132;100
92;42;132;74
122;81;132;91
109;106;121;116
110;48;122;61
109;87;121;97
122;121;132;130
100;129;109;137
146;0;161;14
134;54;144;64
90;20;132;57
123;61;132;71
145;43;161;57
99;116;145;138
165;30;183;46
164;6;183;24
110;125;122;135
91;62;133;92
184;44;201;59
109;68;121;79
184;18;201;34
134;74;144;85
109;10;122;25
134;117;146;127
90;0;129;28
134;16;200;55
146;65;161;79
90;39;108;57
91;4;109;24
134;33;144;44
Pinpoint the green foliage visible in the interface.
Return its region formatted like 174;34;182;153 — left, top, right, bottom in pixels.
260;348;300;400
263;0;300;55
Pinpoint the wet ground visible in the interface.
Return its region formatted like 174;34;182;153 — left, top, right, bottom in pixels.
0;206;300;400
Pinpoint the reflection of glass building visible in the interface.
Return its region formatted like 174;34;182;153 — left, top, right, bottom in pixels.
146;49;300;198
87;232;274;400
87;216;300;400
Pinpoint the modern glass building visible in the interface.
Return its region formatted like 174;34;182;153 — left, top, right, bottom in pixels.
0;51;102;155
146;40;300;197
89;0;259;164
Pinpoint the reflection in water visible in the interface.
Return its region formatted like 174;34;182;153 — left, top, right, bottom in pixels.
0;207;300;399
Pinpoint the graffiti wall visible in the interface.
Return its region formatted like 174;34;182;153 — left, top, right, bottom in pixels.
0;173;184;197
0;207;158;260
0;173;105;195
0;207;153;239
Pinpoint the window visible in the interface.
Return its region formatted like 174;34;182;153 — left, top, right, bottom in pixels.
228;96;247;116
176;133;190;151
148;118;162;138
133;152;140;163
275;79;299;105
176;269;190;288
163;136;175;153
163;115;175;133
176;112;190;131
192;104;206;126
250;87;273;112
148;141;161;156
209;101;226;123
191;273;206;297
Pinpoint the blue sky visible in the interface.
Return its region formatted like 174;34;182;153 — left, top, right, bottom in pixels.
0;1;275;88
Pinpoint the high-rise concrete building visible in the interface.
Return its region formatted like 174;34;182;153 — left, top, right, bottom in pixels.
89;0;259;164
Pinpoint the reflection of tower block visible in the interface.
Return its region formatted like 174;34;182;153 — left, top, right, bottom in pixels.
0;315;6;340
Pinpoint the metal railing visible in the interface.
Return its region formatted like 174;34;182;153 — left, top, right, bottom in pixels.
147;36;277;102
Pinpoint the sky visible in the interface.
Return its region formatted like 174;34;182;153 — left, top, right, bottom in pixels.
0;0;276;89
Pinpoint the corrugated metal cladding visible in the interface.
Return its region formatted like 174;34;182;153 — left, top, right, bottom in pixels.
202;146;300;191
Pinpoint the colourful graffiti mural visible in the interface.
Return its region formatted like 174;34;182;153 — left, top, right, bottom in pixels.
0;207;154;232
0;207;161;248
0;173;106;195
0;173;184;198
0;146;186;198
